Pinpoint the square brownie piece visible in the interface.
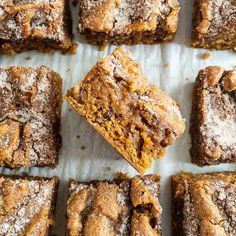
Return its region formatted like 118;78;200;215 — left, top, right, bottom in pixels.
190;66;236;166
0;0;73;54
65;48;185;173
78;0;180;47
67;174;162;235
0;66;62;168
0;175;59;235
191;0;236;50
172;172;236;236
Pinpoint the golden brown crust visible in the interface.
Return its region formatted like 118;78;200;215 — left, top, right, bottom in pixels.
65;48;185;173
0;0;73;54
0;66;62;168
190;66;236;166
191;0;236;50
67;175;162;236
78;0;180;47
0;175;59;235
172;172;236;236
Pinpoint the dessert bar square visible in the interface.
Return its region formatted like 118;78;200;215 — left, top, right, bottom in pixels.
0;175;59;235
0;66;62;168
78;0;180;47
172;172;236;236
65;48;185;173
0;0;73;54
67;174;162;235
191;0;236;50
190;66;236;166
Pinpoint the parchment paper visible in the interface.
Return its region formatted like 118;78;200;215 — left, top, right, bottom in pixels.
0;0;235;235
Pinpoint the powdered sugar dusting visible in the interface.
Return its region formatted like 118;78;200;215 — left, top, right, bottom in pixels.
113;0;158;33
0;177;56;235
202;91;236;149
68;180;130;235
0;66;60;167
80;0;161;34
0;70;10;90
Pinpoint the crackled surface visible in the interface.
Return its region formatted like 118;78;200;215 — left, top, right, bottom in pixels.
0;0;73;54
190;66;236;166
0;175;58;235
78;0;180;46
191;0;236;50
172;172;236;236
0;66;61;168
67;175;162;236
65;48;185;173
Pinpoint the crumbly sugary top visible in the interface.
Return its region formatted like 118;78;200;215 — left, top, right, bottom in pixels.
195;0;236;39
67;175;162;236
0;0;71;42
79;0;179;35
173;172;236;236
0;66;61;167
0;176;57;235
199;66;236;161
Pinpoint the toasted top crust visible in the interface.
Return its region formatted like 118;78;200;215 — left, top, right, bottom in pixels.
192;0;236;44
67;175;162;236
0;175;58;235
79;0;180;35
0;0;71;45
172;172;236;236
193;66;236;163
0;66;62;167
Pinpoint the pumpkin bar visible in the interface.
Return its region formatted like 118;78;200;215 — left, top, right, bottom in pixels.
0;175;59;235
191;0;236;50
190;66;236;166
65;48;185;173
172;172;236;236
0;0;73;54
78;0;180;48
0;66;62;168
67;174;162;236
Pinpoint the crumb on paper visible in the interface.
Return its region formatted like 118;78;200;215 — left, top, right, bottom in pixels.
163;63;169;68
200;52;211;60
25;56;31;60
66;68;70;72
185;78;189;81
67;43;78;55
69;108;72;112
116;172;129;179
76;135;80;139
81;145;86;150
99;44;107;51
104;166;111;171
21;172;29;176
